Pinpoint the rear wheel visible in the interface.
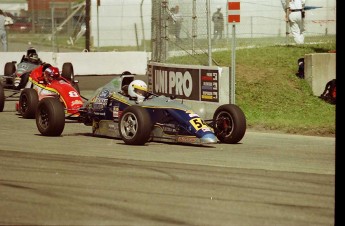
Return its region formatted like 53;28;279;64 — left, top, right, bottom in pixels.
62;62;80;93
119;105;152;145
61;62;74;82
4;62;16;85
0;84;4;112
213;104;246;144
19;88;39;119
36;98;65;136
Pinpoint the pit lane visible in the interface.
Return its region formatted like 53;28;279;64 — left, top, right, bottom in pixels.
0;75;336;225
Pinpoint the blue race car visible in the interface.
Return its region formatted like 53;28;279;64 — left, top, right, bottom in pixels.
35;72;246;145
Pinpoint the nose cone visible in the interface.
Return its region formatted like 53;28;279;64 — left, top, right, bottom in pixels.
200;133;218;144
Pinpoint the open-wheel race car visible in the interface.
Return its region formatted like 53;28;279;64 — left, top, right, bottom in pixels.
0;58;80;118
2;48;75;90
34;72;247;146
2;47;42;90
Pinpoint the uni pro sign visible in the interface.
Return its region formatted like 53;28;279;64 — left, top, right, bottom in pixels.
147;63;220;102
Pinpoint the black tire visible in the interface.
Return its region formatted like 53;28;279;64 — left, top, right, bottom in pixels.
213;104;246;144
0;84;4;112
36;98;65;136
19;88;39;119
4;62;16;85
119;105;152;145
4;62;16;76
61;62;74;82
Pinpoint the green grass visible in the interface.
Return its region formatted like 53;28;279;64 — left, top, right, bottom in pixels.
168;39;336;137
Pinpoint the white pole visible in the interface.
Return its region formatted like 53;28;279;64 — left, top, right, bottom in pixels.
140;0;146;52
231;24;236;104
206;0;212;66
97;4;100;51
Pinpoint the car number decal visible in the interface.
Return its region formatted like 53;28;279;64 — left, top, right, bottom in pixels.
69;91;79;97
189;118;208;131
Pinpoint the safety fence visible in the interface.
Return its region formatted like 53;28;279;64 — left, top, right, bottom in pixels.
2;0;336;65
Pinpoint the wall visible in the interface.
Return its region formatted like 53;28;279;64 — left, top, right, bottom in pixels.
0;51;151;76
304;53;336;96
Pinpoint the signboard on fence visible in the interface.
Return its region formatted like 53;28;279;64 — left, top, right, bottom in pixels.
147;63;220;102
228;0;241;23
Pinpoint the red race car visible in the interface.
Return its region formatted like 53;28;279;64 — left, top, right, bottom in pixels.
0;63;82;119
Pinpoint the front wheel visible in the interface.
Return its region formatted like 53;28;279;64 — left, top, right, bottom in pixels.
36;98;65;136
19;88;39;119
213;104;246;144
119;105;152;145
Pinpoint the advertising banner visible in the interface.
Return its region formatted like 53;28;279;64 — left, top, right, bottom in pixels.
147;63;220;102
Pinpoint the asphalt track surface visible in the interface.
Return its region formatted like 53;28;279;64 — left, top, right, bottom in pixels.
0;76;336;226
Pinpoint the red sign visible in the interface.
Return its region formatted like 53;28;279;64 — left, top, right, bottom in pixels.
228;1;240;23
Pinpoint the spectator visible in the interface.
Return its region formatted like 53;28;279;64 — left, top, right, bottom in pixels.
0;9;8;51
282;0;306;44
167;6;176;40
173;5;183;42
212;6;224;41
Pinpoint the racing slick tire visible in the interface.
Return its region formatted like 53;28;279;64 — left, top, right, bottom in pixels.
119;105;152;145
61;62;75;82
213;104;246;144
4;62;16;85
36;97;65;136
0;84;4;112
19;88;39;119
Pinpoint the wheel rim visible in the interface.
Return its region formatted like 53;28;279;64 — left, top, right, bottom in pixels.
20;95;28;114
37;106;49;130
121;113;138;139
215;111;234;139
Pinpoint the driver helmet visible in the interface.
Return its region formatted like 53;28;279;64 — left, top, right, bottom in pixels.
44;66;60;83
128;80;148;102
28;53;40;63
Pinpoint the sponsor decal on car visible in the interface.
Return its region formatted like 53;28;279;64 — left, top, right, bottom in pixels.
71;100;83;106
177;136;198;143
108;123;118;131
99;89;110;98
112;105;119;118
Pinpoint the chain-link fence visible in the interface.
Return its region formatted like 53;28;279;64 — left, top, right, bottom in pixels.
3;0;336;63
151;0;336;65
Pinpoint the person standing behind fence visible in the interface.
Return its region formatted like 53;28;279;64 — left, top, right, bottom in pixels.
167;7;176;40
212;6;224;41
173;5;183;42
0;9;8;52
284;0;306;44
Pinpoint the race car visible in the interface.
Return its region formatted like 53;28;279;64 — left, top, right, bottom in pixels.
2;48;76;88
34;72;247;146
0;62;81;118
2;47;42;90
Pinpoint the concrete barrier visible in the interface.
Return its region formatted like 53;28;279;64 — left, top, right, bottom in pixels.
0;51;151;76
304;53;336;96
